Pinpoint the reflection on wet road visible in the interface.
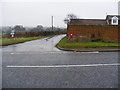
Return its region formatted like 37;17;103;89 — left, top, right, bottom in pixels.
2;35;66;52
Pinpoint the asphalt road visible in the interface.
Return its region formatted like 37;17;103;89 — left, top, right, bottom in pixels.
1;35;120;88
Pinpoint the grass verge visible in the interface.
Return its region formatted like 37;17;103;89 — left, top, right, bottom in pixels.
56;36;120;49
0;36;47;46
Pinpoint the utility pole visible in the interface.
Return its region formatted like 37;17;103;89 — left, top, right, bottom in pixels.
51;16;54;51
52;16;53;31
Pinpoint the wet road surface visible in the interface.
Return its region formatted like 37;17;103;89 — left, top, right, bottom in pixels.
2;35;65;52
1;35;119;88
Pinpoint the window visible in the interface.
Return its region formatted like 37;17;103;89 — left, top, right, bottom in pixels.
113;19;117;23
111;16;118;25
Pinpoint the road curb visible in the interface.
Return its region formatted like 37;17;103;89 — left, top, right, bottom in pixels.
56;46;120;52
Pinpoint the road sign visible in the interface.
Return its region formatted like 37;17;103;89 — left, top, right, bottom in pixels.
11;29;15;38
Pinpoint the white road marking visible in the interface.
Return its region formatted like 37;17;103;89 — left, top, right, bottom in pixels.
10;53;14;54
6;63;120;68
80;51;99;54
7;51;99;54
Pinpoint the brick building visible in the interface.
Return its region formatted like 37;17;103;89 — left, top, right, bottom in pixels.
67;15;120;42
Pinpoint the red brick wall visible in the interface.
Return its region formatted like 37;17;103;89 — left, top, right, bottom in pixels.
67;25;120;42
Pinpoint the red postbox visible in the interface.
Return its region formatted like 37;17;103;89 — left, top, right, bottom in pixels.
70;31;73;39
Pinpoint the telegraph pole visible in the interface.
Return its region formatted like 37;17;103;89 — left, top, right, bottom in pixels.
51;16;54;51
52;16;53;31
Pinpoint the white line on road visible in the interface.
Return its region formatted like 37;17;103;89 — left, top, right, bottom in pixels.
7;51;99;54
80;51;99;54
6;63;120;68
10;53;14;54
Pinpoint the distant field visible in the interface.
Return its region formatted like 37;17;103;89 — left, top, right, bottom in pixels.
1;30;66;46
0;36;46;46
56;36;120;49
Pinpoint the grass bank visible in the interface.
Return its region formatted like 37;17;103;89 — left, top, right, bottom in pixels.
0;36;47;46
56;36;120;50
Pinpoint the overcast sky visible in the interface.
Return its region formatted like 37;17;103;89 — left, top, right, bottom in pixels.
0;0;120;27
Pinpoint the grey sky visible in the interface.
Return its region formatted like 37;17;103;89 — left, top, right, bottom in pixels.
1;0;119;27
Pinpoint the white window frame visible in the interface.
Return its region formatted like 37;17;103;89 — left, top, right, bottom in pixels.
111;16;118;25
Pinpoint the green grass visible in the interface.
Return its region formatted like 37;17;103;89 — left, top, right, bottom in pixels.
0;36;46;46
56;36;120;49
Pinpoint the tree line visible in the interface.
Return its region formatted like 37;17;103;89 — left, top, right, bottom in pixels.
2;25;66;38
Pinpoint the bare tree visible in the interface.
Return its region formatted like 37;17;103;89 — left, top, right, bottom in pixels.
64;13;78;24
